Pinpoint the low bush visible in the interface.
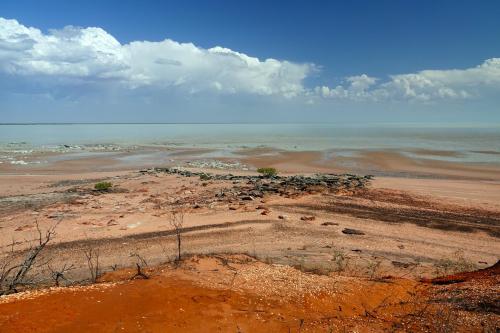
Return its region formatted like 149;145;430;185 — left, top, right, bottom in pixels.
199;173;211;181
94;181;112;191
257;167;277;177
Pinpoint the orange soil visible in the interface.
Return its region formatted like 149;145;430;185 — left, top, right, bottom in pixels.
0;256;425;333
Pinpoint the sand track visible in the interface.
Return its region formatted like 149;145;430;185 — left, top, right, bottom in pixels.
273;195;500;237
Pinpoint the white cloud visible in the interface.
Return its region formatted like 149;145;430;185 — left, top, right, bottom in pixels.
316;74;378;100
1;17;499;104
0;18;312;97
317;58;500;102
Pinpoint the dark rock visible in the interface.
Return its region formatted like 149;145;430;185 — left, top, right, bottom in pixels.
392;261;411;268
300;216;316;221
321;222;339;226
147;167;372;197
342;228;365;235
107;219;119;226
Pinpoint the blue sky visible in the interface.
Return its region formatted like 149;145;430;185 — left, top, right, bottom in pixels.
1;0;499;123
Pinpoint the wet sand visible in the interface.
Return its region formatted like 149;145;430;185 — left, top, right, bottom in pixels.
2;146;500;180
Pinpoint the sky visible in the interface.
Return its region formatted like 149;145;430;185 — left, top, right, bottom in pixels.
1;0;499;123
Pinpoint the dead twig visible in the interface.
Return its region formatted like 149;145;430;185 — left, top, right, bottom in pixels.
83;247;101;283
168;210;185;263
1;220;59;295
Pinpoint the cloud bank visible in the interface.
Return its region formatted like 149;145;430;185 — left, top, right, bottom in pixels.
1;17;499;105
0;18;312;98
317;58;500;102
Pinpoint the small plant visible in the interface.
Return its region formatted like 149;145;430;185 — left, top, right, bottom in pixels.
94;181;112;191
169;210;185;263
199;173;211;181
331;250;349;272
434;250;477;276
257;167;277;177
366;259;383;278
83;247;101;283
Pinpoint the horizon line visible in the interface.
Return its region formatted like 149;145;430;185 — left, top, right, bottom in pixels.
1;121;499;126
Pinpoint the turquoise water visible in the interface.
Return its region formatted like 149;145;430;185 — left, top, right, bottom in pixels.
0;123;499;163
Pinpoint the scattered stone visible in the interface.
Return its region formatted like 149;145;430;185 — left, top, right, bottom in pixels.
300;216;316;221
392;261;411;268
342;228;365;235
321;222;339;226
144;168;373;199
107;219;118;226
229;206;238;210
351;249;362;252
278;215;288;220
256;205;267;210
185;160;249;170
398;244;405;249
47;212;64;219
15;225;31;231
241;196;254;201
261;211;269;215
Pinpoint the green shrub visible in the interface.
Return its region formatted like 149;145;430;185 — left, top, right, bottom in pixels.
199;173;211;181
257;167;277;177
94;181;112;191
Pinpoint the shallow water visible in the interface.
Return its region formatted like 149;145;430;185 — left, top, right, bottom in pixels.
0;123;499;164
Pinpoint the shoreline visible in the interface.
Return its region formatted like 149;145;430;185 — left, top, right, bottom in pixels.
2;145;500;181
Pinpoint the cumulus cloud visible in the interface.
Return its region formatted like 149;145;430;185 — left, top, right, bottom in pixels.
316;74;378;100
317;58;500;102
1;17;499;105
0;17;312;97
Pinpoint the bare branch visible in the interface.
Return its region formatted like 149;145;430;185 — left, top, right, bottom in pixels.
47;263;75;286
1;220;59;295
168;210;185;263
83;247;101;283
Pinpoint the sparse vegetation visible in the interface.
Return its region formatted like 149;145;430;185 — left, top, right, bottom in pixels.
129;252;149;279
83;247;101;283
94;181;112;191
366;259;383;278
0;221;59;295
47;263;75;287
257;167;277;177
331;250;349;272
169;210;185;263
434;250;477;276
199;173;211;181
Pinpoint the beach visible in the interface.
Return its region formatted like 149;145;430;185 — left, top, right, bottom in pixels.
0;125;499;331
